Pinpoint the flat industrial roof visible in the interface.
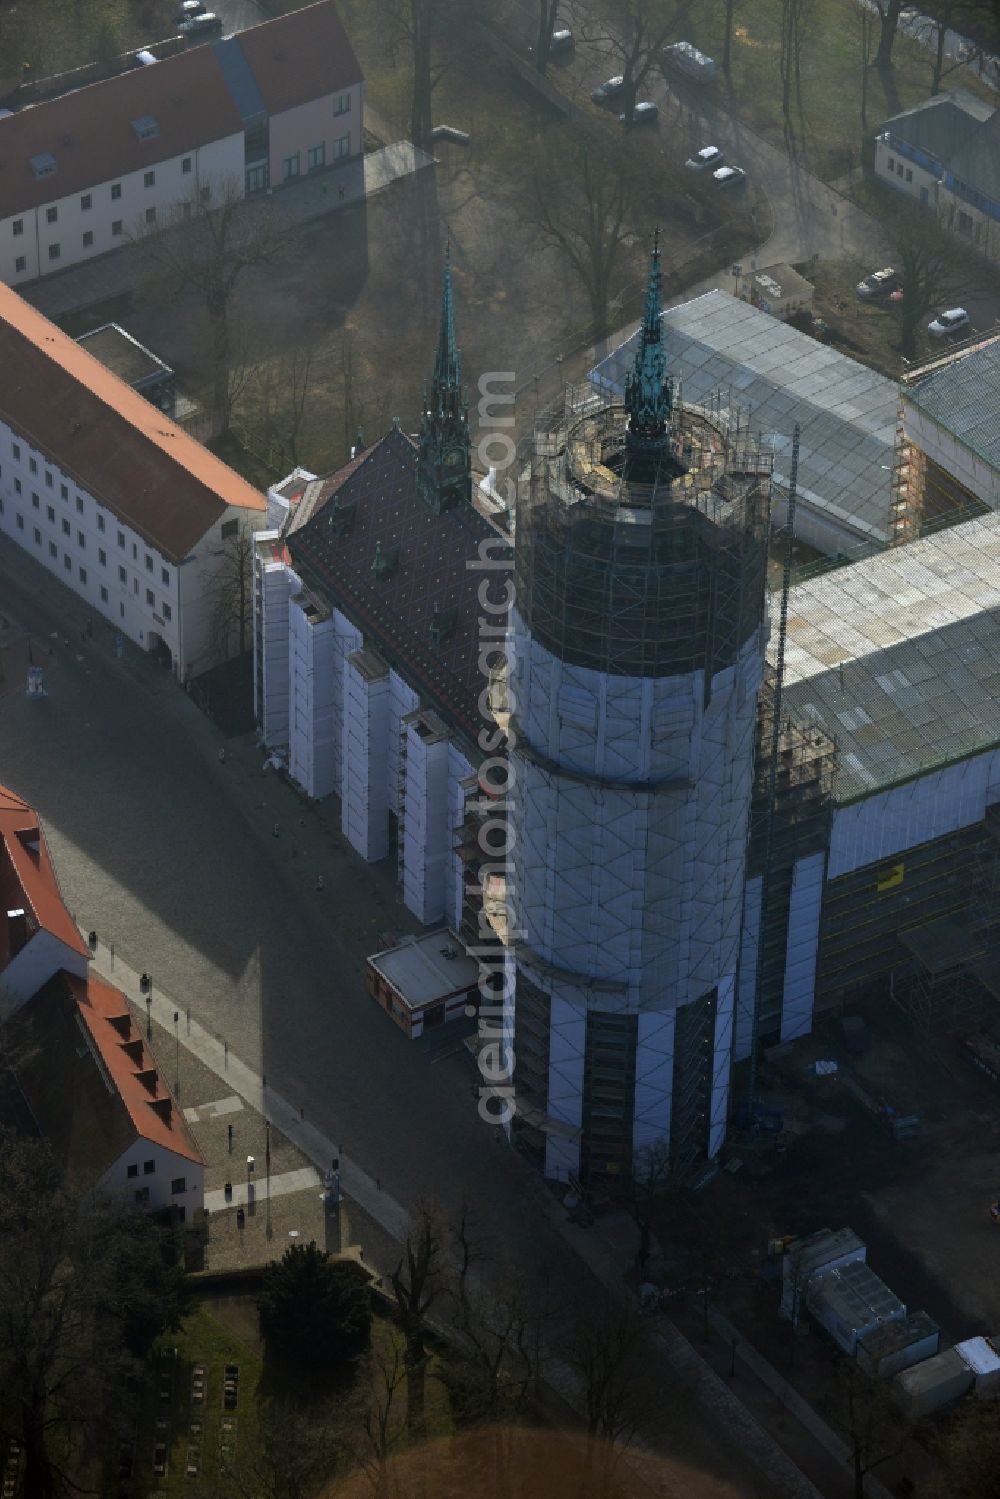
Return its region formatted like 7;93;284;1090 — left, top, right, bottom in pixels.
591;290;899;544
778;511;1000;801
369;930;480;1009
905;334;1000;479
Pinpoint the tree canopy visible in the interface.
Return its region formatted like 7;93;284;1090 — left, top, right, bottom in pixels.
258;1242;372;1368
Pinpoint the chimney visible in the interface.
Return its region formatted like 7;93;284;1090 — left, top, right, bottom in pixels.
6;908;28;957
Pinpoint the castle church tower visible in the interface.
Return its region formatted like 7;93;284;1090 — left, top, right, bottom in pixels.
417;249;471;514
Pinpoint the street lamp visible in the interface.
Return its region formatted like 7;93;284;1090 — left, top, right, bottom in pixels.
140;972;152;1040
173;1010;180;1099
731;262;743;298
265;1121;272;1240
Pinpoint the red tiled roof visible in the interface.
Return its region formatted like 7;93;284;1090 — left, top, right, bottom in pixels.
236;1;363;117
0;284;265;560
69;973;204;1165
0;783;89;966
0;46;245;219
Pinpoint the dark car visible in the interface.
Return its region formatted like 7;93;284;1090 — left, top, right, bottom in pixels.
856;266;900;299
178;11;222;36
591;74;624;103
619;101;659;126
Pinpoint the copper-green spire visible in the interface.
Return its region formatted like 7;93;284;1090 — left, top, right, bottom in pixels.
433;241;461;396
624;229;673;452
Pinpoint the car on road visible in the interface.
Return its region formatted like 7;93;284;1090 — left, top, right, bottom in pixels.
549;28;574;54
591;74;624;103
856;266;900;299
685;146;724;171
178;10;221;36
928;306;970;338
712;165;747;188
176;0;204;17
620;102;659;126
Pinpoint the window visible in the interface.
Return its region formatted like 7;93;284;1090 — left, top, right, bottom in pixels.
79;567;86;584
61;518;70;536
133;578;138;595
334;134;350;160
31;492;38;509
81;193;91;210
117;529;125;548
82;230;93;248
221;519;238;539
15;514;23;530
63;554;71;571
146;587;155;607
143;1159;155;1175
905;168;913;183
162;602;172;621
60;483;68;499
120;603;125;618
77;531;85;548
127;1163;138;1179
896;162;904;177
921;186;929;204
145;207;156;225
334;91;351;115
246;164;268;194
282;152;300;181
98;548;106;566
46;206;57;224
171;1176;186;1195
48;542;56;558
111;220;123;237
44;471;51;488
145;554;153;573
134;1188;150;1204
14;256;25;273
32;527;40;544
161;566;170;586
12;219;23;236
97;512;105;531
12;444;19;460
75;495;83;513
200;185;211;202
308;142;326;171
13;478;21;494
100;585;108;603
119;565;127;584
46;505;54;522
182;156;192;174
132;543;137;560
144;171;155;188
888;156;895;172
29;458;36;474
48;243;60;261
111;183;122;200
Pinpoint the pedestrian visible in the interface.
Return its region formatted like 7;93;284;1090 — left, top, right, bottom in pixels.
316;874;325;892
218;747;227;763
272;822;280;838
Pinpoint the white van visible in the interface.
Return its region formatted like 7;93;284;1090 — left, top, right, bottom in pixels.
663;41;716;82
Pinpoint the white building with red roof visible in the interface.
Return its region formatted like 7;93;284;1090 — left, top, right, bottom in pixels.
0;785;204;1215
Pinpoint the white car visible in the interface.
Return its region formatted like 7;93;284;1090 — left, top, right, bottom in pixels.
712;165;747;188
928;307;970;338
685;146;724;171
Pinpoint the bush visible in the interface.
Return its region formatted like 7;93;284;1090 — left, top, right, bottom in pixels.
258;1243;371;1367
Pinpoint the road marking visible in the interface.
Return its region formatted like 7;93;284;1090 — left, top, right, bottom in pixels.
183;1095;245;1124
204;1166;321;1213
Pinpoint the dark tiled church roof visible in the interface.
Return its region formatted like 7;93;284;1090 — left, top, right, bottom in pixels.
288;427;511;747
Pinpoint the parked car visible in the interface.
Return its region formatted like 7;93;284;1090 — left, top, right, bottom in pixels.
856;266;900;299
548;28;574;54
712;165;747;188
135;49;157;65
178;11;221;36
663;40;716;82
620;101;659;126
591;74;624;103
176;0;204;17
685;145;724;171
928;307;970;338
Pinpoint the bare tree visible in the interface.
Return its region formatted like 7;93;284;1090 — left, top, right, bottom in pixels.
135;182;296;432
873;0;905;71
857;0;876;135
535;0;561;74
389;1203;445;1442
627;1138;671;1282
206;521;255;662
233;342;318;474
721;0;737;81
929;3;983;93
582;0;677;125
377;0;472;150
827;1363;910;1499
888;202;964;357
360;1342;407;1497
525;133;637;338
568;1292;645;1497
934;1393;1000;1497
779;0;814;121
220;1397;345;1499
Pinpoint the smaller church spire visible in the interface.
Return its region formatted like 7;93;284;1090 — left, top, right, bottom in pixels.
417;245;471;514
433;241;461;396
624;230;674;475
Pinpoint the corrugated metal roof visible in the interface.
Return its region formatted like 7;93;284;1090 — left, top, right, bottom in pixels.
591;291;898;544
906;335;1000;475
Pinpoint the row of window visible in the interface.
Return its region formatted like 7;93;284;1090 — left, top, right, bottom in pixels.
4;510;172;616
10;160;194;236
126;1160;186;1193
11;187;214;273
281;134;351;181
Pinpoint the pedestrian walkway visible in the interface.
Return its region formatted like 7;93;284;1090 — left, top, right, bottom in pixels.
204;1166;321;1213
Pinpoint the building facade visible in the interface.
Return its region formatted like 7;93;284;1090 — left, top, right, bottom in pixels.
0;0;363;285
0;283;266;678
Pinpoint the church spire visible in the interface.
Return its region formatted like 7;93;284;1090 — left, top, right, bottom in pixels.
624;230;676;482
417;246;471;514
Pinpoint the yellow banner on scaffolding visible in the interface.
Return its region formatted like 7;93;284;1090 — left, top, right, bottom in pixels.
877;863;905;891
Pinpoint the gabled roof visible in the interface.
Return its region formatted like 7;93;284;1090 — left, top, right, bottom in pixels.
948;109;1000;200
0;284;265;560
0;783;89;967
4;972;203;1196
288;427;511;747
906;334;1000;474
879;92;993;165
0;45;245;219
235;0;363;117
